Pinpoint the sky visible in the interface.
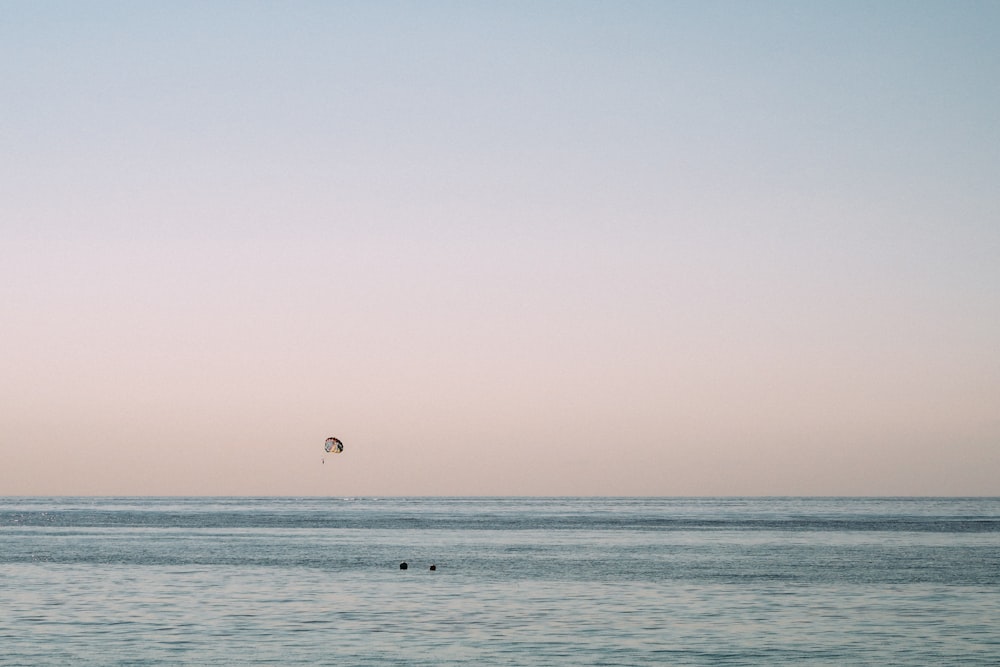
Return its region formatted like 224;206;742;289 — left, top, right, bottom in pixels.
2;1;999;496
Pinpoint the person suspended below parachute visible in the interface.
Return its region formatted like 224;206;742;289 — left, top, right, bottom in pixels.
323;436;344;463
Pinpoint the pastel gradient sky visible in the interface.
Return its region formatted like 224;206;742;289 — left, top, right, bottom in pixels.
3;1;998;496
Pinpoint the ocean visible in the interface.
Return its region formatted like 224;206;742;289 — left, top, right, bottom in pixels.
1;497;998;665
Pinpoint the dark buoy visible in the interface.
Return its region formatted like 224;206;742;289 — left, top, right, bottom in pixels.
399;561;408;570
429;564;436;571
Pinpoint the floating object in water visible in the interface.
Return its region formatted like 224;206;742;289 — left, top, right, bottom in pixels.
429;564;436;571
399;561;408;570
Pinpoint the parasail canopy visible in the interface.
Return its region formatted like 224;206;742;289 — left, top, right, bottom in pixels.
324;437;344;454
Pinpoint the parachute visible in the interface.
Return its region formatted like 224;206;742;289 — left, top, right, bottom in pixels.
324;437;344;454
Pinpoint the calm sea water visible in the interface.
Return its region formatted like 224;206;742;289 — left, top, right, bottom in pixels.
1;497;998;665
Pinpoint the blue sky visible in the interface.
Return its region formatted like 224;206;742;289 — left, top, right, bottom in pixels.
2;1;998;495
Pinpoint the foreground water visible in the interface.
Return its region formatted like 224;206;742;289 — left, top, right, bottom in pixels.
1;497;998;665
